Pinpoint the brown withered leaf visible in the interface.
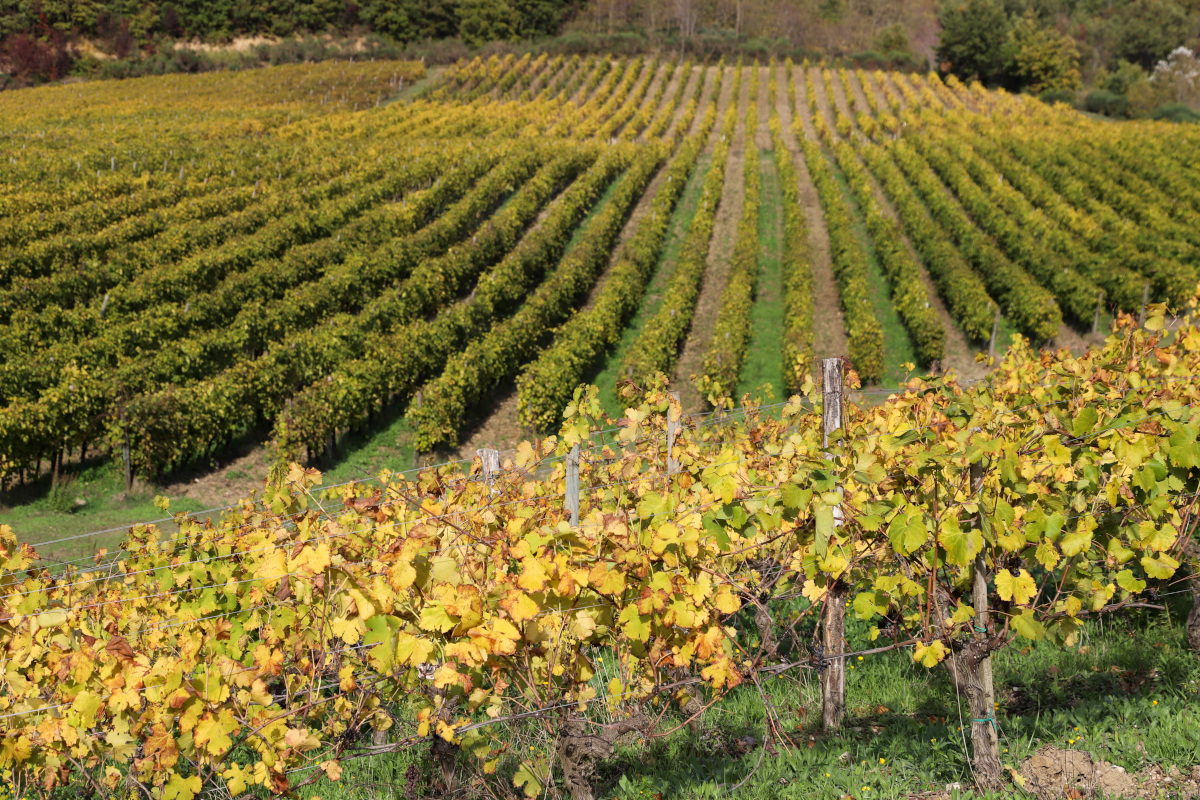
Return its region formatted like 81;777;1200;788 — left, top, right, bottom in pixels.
106;635;136;662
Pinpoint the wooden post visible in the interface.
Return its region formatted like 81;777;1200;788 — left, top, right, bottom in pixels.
820;358;846;731
987;305;1000;358
1138;281;1150;327
967;459;1002;790
477;447;500;495
666;391;681;475
565;443;580;526
1093;290;1105;335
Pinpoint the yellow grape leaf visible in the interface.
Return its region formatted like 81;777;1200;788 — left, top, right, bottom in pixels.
395;632;436;666
162;772;202;800
499;590;539;623
513;759;545;798
419;603;457;633
1035;540;1060;570
514;441;538;468
949;603;975;626
588;563;626;595
713;585;741;614
284;728;322;752
70;691;104;727
617;605;651;641
194;711;234;757
1058;526;1093;558
995;569;1037;605
1116;569;1146;594
1140;552;1179;579
913;640;948;668
517;558;549;593
347;588;376;621
701;656;743;689
388;561;417;591
320;760;343;781
105;730;137;761
254;550;288;590
1011;609;1045;641
223;763;253;795
1138;521;1178;553
293;541;331;575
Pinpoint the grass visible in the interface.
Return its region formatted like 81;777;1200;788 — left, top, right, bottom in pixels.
294;597;1200;800
826;152;918;389
0;460;211;562
589;153;714;420
736;149;785;401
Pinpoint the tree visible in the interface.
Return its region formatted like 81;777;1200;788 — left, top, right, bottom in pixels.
458;0;517;46
1110;0;1195;70
1151;45;1200;106
1007;12;1081;93
936;0;1013;85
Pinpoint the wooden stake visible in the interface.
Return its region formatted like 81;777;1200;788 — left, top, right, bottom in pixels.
821;357;846;731
666;391;681;475
1138;282;1150;327
988;305;1000;358
477;447;500;495
1093;290;1105;335
565;443;580;526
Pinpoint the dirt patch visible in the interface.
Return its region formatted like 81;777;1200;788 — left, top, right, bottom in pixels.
160;438;277;509
452;387;525;462
672;64;748;413
1020;746;1200;800
785;65;849;362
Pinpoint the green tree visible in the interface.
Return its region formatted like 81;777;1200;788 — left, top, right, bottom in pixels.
936;0;1013;85
457;0;517;45
1110;0;1194;69
1007;12;1081;93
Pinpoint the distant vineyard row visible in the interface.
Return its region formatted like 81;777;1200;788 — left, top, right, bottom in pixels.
1;52;1199;492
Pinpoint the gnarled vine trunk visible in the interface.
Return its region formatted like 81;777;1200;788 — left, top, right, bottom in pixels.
555;713;649;800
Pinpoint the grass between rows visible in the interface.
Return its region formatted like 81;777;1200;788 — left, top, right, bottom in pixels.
735;147;785;402
589;154;715;420
296;600;1200;800
824;147;918;389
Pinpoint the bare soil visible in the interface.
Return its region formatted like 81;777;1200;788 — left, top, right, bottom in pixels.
1019;746;1200;800
785;65;849;362
453;388;525;462
672;65;748;413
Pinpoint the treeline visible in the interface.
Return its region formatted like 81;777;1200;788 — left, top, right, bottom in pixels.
0;0;578;86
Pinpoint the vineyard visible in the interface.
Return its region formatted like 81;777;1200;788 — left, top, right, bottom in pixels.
1;54;1200;799
3;55;1200;493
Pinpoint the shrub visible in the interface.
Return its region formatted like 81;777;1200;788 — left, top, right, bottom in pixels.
1151;101;1200;122
1083;89;1129;117
1038;88;1076;106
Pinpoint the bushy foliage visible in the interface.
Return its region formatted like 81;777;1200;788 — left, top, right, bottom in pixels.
1083;89;1130;117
